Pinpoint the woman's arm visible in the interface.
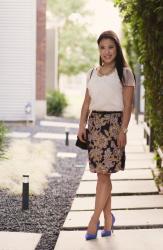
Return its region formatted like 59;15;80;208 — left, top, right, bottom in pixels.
78;88;91;141
121;86;134;130
117;86;135;148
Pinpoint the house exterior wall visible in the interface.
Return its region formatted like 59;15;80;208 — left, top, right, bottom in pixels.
0;0;47;121
0;0;36;121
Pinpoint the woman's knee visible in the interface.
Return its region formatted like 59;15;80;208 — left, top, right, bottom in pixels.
97;173;111;184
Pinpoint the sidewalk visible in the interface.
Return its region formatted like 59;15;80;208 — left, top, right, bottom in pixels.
54;114;163;250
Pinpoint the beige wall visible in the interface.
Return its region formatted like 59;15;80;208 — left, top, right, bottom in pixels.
36;0;47;119
36;0;46;100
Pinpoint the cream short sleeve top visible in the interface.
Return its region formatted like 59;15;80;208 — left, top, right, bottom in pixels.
86;67;135;112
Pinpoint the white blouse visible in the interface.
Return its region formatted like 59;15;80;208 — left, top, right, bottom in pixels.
86;67;135;112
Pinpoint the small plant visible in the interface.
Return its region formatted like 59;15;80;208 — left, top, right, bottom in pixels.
154;149;163;188
47;90;68;116
0;122;7;160
155;168;163;187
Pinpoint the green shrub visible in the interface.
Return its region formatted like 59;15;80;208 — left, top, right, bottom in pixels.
114;0;163;149
0;122;7;160
47;90;68;116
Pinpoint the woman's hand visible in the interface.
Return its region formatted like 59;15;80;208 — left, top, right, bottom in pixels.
117;130;127;149
77;126;87;142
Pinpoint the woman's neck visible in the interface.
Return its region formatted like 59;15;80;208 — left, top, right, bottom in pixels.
102;61;115;69
97;62;116;76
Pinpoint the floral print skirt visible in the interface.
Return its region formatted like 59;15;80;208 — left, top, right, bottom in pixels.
87;110;126;174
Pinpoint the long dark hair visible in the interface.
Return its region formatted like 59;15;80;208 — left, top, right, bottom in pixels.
97;30;128;85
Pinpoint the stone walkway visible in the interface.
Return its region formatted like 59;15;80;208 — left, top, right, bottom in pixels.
54;115;163;250
1;114;163;249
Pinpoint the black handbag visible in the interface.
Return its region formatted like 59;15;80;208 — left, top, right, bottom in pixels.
75;129;89;150
76;69;93;150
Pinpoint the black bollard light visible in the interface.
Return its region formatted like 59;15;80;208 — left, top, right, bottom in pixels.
65;127;69;146
22;175;29;210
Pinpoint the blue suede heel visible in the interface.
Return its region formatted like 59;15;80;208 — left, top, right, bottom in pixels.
85;220;100;240
101;213;115;237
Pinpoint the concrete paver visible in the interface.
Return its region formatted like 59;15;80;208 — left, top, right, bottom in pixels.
126;153;154;160
40;120;79;128
63;209;163;229
33;132;77;140
57;152;77;158
6;132;31;138
54;229;163;250
0;231;41;250
82;169;153;181
125;159;154;169
124;140;143;145
76;180;158;195
70;195;163;211
125;145;144;153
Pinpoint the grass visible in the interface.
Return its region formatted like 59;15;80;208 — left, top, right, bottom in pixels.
0;139;56;195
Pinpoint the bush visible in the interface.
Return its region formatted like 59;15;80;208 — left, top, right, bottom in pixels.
114;0;163;149
0;122;7;160
47;90;68;116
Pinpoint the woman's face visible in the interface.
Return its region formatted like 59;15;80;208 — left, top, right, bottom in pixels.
98;38;117;65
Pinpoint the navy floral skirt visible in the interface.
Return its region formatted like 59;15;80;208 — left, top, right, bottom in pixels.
87;110;126;174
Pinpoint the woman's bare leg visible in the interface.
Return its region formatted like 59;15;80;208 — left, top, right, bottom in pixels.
86;173;112;234
102;176;113;230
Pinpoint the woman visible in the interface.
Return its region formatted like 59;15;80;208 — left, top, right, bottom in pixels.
77;30;135;240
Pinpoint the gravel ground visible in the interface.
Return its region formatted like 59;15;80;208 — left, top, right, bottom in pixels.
0;116;87;250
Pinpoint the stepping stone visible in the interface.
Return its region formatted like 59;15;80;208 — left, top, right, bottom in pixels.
0;231;41;250
82;169;153;181
127;134;143;140
125;140;143;145
63;209;163;229
125;145;144;153
54;229;163;250
75;164;86;168
49;172;61;178
76;180;158;196
71;195;163;211
125;159;154;169
57;152;77;158
33;132;76;140
40;120;79;128
126;153;154;160
127;133;143;139
6;132;31;138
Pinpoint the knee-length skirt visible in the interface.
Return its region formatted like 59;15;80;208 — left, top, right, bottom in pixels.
87;110;126;174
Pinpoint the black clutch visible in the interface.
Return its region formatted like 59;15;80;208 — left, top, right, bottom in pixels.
75;129;89;150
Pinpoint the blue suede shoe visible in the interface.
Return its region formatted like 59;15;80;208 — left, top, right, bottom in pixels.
85;220;100;240
101;213;115;237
